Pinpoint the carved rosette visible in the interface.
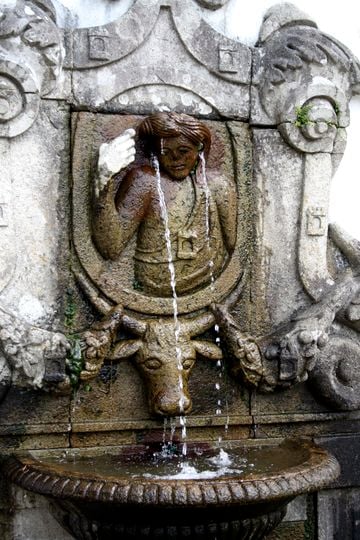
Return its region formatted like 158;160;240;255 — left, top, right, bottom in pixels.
0;0;63;138
255;6;357;135
309;336;360;410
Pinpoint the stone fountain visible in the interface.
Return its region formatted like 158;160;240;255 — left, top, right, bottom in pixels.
0;1;360;539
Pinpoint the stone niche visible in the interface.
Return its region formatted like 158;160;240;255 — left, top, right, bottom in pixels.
0;1;360;539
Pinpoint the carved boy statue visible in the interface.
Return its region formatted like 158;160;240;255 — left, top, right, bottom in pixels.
92;112;237;297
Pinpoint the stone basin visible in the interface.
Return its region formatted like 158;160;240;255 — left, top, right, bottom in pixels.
3;439;339;540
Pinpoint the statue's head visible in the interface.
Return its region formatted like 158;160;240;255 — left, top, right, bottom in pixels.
138;112;211;180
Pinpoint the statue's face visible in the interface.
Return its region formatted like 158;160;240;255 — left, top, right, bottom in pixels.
157;135;199;180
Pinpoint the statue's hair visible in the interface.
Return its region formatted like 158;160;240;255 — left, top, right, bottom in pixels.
137;112;211;158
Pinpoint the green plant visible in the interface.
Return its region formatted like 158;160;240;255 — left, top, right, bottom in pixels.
64;288;84;391
132;279;144;291
64;288;77;329
294;104;313;127
66;336;84;389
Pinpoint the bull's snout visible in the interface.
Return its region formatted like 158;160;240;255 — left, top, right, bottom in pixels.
153;391;192;417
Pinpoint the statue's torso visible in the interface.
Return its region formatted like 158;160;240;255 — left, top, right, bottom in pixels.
133;173;227;296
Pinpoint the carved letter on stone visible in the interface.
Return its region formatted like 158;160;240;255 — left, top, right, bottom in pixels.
306;207;327;236
218;47;239;73
88;30;112;61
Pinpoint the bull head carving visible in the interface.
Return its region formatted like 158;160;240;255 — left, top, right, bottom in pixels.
110;312;222;416
76;272;248;416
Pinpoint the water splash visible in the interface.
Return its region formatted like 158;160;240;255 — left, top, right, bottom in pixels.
179;416;187;456
162;417;168;447
143;449;248;480
208;448;232;467
152;153;187;453
170;417;176;443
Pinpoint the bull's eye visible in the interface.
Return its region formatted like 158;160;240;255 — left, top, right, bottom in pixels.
182;359;194;370
143;358;162;370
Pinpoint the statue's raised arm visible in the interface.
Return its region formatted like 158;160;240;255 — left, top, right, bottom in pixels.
92;128;148;260
95;128;136;198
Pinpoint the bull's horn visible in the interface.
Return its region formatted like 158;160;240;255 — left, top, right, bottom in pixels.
183;311;215;336
110;339;142;360
193;340;223;360
74;270;113;315
222;269;248;309
122;312;147;335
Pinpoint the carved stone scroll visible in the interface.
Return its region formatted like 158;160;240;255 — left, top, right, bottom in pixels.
254;9;356;128
0;0;63;138
0;60;40;138
310;336;360;410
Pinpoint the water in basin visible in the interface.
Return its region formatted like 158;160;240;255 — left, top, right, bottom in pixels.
34;439;308;481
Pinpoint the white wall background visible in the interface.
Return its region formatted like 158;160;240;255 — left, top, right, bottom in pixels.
53;0;360;240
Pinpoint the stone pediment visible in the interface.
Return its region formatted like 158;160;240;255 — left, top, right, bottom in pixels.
67;1;251;118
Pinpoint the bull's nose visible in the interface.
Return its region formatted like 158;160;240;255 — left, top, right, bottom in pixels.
153;393;192;417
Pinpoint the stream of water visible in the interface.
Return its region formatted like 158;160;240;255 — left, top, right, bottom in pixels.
199;152;229;443
152;153;188;456
152;149;232;457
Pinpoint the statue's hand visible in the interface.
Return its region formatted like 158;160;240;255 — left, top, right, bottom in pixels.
96;128;136;197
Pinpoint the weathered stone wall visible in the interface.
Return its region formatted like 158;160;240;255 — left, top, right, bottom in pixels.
0;1;359;538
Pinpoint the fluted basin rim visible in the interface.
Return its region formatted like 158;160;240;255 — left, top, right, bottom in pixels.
3;439;339;508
